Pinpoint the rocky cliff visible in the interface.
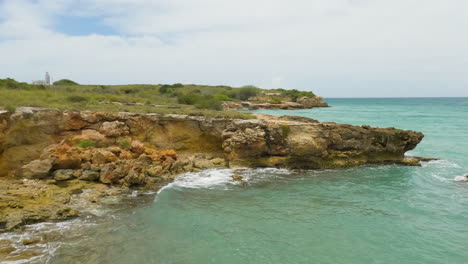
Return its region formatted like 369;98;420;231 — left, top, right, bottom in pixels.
0;107;424;232
223;96;329;110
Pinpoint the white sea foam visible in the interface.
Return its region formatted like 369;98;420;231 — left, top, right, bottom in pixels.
171;168;239;189
454;175;468;182
421;159;461;169
156;167;294;195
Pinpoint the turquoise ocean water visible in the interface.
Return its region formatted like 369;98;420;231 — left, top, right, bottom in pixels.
5;98;468;264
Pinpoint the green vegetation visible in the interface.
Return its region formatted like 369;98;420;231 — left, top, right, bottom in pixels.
281;125;291;138
269;98;282;104
117;139;131;149
238;85;261;100
0;78;316;119
53;79;78;85
76;139;95;148
277;89;315;102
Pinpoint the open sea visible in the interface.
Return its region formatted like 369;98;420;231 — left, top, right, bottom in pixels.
2;97;468;264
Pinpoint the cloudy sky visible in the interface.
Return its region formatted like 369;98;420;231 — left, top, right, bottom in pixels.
0;0;467;97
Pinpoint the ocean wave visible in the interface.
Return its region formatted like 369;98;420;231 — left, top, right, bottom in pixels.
421;159;461;169
157;167;294;195
453;175;468;182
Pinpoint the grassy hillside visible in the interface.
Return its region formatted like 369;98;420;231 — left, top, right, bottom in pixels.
0;78;316;118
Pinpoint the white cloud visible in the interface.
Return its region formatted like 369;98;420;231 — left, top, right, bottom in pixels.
0;0;467;97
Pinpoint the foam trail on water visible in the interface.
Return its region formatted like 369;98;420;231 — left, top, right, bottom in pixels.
169;168;238;189
454;175;468;182
156;167;294;196
422;159;461;168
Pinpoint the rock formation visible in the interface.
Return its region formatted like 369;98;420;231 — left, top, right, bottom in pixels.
223;96;329;110
0;107;425;231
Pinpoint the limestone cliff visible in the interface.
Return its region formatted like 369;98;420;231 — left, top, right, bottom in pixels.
0;107;424;231
223;96;329;110
0;107;424;177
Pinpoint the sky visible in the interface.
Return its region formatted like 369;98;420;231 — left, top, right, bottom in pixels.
0;0;467;98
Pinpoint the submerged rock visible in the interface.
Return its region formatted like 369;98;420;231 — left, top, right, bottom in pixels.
231;174;248;186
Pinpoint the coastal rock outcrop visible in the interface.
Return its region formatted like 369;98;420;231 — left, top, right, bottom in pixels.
223;96;329;110
0;107;425;231
222;115;423;168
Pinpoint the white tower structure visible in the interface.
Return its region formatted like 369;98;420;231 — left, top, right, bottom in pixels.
45;72;51;85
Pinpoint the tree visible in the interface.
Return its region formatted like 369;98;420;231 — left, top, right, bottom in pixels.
53;79;78;85
239;85;260;100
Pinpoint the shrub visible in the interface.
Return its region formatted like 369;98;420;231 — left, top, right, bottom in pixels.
177;93;203;105
5;104;16;113
67;95;88;102
213;93;233;101
159;85;171;94
123;88;138;94
77;139;95;148
239;85;260;100
53;79;78;85
117;139;130;149
269;98;282;104
4;78;18;89
195;98;223;110
283;89;315;102
281;125;291;138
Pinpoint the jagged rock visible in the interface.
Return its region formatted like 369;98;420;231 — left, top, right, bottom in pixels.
72;129;111;147
79;170;100;181
130;140;145;154
99;164;120;184
211;158;226;166
53;169;75;181
19;159;53;179
296;96;329;108
62;112;88;130
231;174;248;186
223;96;329;110
51;144;82;169
92;149;118;164
231;174;244;181
193;159;215;169
99;121;130;137
123;168;146;186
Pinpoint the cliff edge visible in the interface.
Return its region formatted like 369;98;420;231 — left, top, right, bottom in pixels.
0;107;424;232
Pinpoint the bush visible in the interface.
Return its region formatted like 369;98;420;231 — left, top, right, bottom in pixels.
67;95;88;102
213;93;233;101
4;78;18;89
195;98;223;110
53;79;78;85
269;98;282;104
123;88;138;94
159;85;171;94
177;93;223;110
5;104;16;113
283;89;315;102
77;139;95;148
117;139;130;149
281;125;291;138
239;85;260;100
177;93;203;105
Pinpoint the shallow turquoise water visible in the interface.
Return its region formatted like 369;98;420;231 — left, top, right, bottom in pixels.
47;98;468;263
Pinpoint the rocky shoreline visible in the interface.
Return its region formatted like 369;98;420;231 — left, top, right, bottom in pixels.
223;96;329;110
0;107;425;235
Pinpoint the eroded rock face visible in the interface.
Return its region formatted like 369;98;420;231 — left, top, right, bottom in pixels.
223;96;329;110
0;108;426;232
222;115;424;169
0;108;425;175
